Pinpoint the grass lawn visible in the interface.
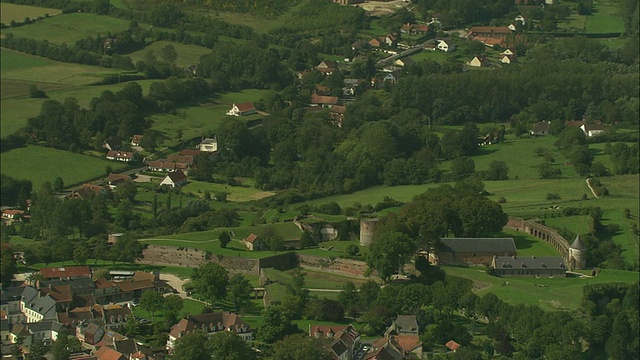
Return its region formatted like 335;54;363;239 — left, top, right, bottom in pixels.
411;50;449;63
7;235;38;247
27;259;195;279
586;2;625;33
0;3;62;24
264;268;369;290
543;215;590;235
502;229;562;257
444;265;639;311
0;145;127;189
1;13;132;44
182;180;275;202
126;41;212;68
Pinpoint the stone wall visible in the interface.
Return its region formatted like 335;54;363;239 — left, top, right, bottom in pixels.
258;252;298;271
140;245;208;268
505;217;577;269
297;254;373;278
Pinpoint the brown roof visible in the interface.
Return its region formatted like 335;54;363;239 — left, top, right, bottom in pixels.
115;279;155;292
331;105;346;114
310;93;339;105
167;154;194;165
165;170;187;184
94;346;126;360
310;325;348;336
565;120;586;127
106;151;135;160
40;266;91;279
2;209;25;216
41;285;72;303
468;26;511;35
235;102;255;112
169;312;250;339
446;340;460;351
148;161;177;170
244;234;259;244
131;135;143;144
94;278;115;289
106;173;130;184
179;149;201;156
317;60;337;69
391;335;422;352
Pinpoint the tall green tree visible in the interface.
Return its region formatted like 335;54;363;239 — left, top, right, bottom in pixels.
367;231;416;282
171;331;210;360
257;306;296;343
1;246;17;286
228;274;252;313
269;333;332;360
140;290;165;322
207;331;257;360
189;263;229;304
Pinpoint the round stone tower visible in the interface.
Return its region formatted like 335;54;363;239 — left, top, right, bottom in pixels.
359;218;379;247
569;235;587;270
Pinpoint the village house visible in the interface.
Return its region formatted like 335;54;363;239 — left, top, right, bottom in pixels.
565;120;606;137
394;57;415;67
1;287;27;324
147;160;189;173
226;102;256;116
500;53;517;64
106;150;135;162
316;60;338;75
467;55;491;67
102;136;122;151
130;135;143;147
310;324;361;360
446;340;460;352
71;184;109;200
429;238;517;266
491;255;567;277
76;320;105;345
530;121;551;136
332;0;364;4
9;320;65;347
40;266;92;280
166;312;252;353
106;173;131;190
437;40;454;52
366;315;422;360
241;233;266;251
159;170;187;188
1;209;25;225
94;346;127;360
198;137;218;152
310;93;339;108
400;23;429;35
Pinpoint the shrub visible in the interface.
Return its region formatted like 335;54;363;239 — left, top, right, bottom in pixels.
346;244;360;256
498;197;507;203
546;193;561;200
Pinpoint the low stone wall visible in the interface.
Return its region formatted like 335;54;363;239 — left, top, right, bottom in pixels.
258;252;298;271
140;245;208;268
297;254;372;278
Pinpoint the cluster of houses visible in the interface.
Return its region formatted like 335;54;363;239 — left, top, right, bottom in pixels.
0;266;178;359
529;120;606;137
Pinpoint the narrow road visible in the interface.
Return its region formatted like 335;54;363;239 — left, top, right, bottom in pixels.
586;178;599;199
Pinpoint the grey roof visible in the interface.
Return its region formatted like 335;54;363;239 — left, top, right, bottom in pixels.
1;286;25;304
24;294;57;319
20;286;40;305
439;238;516;253
493;256;566;270
0;319;9;331
331;340;348;356
394;315;418;333
570;235;586;250
25;320;65;333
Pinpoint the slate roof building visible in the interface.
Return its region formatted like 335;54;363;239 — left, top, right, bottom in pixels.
491;255;567;277
429;238;517;266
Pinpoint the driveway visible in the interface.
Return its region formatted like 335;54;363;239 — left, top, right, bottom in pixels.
161;274;189;298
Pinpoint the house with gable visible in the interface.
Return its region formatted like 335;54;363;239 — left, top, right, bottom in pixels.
166;312;252;353
102;137;122;151
310;324;361;360
530;121;551;136
106;151;135;162
94;346;127;360
22;292;57;323
159;170;187;188
71;184;109;200
198;136;218;152
565;120;606;137
106;173;131;190
226;102;256;116
76;320;105;345
401;23;429;35
130;135;143;147
491;255;567;277
467;55;490;67
437;40;454;52
310;93;339;108
1;287;27;324
242;234;266;251
366;315;422;360
316;60;338;75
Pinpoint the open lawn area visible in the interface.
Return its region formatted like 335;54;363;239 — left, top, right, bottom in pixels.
181;180;275;202
444;266;639;311
150;89;267;147
0;145;127;189
264;268;370;290
411;50;450;63
586;1;625;33
126;41;212;68
1;13;132;44
0;3;62;24
501;229;562;257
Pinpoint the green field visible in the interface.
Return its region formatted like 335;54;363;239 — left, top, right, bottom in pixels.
150;89;267;146
586;2;625;33
126;40;212;68
411;50;450;63
1;13;132;44
182;180;275;202
444;266;639;311
0;145;127;189
0;3;62;24
502;229;563;257
264;268;370;289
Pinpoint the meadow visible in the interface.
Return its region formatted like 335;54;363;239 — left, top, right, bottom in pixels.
586;2;626;33
0;3;62;24
181;180;275;202
1;13;132;45
0;145;127;189
410;50;450;63
126;40;212;68
444;266;639;311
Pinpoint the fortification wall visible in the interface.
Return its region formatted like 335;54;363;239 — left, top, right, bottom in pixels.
297;254;373;278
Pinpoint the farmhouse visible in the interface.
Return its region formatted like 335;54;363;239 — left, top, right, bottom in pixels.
316;60;338;75
226;102;256;116
166;312;252;353
241;233;266;251
130;135;143;146
159;170;187;188
468;26;512;40
40;266;91;280
491;255;567;277
530;121;551;136
148;160;188;173
106;151;135;162
401;23;429;35
565;120;606;137
309;324;361;360
437;40;454;52
368;315;422;359
429;238;517;266
2;209;25;224
106;173;131;190
310;93;339;108
71;184;109;200
102;137;122;151
198;137;218;152
467;55;490;67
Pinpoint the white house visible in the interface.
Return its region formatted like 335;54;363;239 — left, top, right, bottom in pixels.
437;40;454;52
159;170;187;188
198;137;218;152
226;102;256;116
581;123;605;137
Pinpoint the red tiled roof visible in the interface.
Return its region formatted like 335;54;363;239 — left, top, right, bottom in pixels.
106;151;135;160
107;173;130;184
179;149;201;156
391;335;422;352
95;346;126;360
169;312;250;339
40;266;91;279
310;94;339;105
2;209;25;216
468;26;511;35
235;102;255;112
446;340;460;351
310;325;348;336
115;279;155;292
244;234;259;244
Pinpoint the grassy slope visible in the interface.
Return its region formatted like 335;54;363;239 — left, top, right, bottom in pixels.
0;145;127;189
126;40;212;68
1;13;132;44
182;180;275;202
0;3;62;24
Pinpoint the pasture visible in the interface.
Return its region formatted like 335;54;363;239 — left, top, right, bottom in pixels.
126;40;212;68
1;13;131;44
411;50;449;63
444;266;639;311
0;3;62;24
0;145;127;189
586;2;625;33
182;180;275;202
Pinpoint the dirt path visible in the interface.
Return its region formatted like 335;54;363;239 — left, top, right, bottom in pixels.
161;273;189;298
586;178;599;199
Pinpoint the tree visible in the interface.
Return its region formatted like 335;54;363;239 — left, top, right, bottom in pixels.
456;196;508;237
207;331;256;360
52;177;64;192
261;226;284;252
485;160;509;180
367;231;416;282
219;231;231;248
73;246;89;265
171;331;210;360
346;244;360;256
140;290;165;322
338;282;360;318
189;262;229;304
163;294;184;324
1;247;17;286
51;335;81;360
257;306;296;343
110;234;145;263
26;340;48;360
451;157;476;181
92;0;111;15
160;44;178;63
228;273;252;313
269;333;332;360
